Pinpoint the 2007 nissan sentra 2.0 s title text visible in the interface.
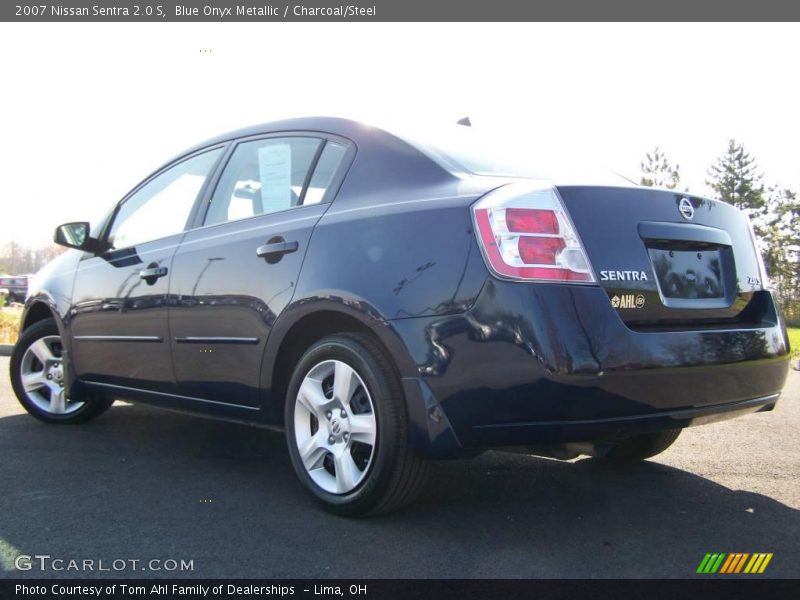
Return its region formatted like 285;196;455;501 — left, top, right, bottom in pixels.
10;117;791;515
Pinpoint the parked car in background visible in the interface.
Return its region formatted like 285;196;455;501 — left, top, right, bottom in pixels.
10;117;791;515
0;275;28;304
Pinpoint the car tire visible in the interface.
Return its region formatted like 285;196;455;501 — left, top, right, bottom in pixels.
597;429;682;463
10;318;113;424
284;333;429;516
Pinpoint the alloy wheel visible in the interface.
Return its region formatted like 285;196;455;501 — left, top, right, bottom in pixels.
293;359;377;494
19;335;83;415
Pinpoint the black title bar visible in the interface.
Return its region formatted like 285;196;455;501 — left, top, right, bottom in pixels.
2;580;800;600
3;0;800;22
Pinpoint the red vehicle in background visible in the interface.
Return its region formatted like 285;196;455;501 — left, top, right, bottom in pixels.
0;275;29;304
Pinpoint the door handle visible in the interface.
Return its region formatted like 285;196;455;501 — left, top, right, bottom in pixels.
256;239;299;263
139;265;168;283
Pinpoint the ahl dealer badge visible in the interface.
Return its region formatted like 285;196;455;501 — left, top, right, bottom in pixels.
611;294;646;309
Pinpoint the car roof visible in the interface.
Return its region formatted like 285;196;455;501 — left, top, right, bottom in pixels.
161;116;634;190
180;116;399;158
160;117;481;202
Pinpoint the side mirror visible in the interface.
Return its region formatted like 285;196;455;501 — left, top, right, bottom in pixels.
54;222;101;253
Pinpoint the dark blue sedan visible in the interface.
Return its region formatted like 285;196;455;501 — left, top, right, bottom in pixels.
10;117;791;515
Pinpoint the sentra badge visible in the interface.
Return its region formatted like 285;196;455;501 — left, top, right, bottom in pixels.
600;270;649;282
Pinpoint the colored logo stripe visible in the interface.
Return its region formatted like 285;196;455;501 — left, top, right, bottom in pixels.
697;553;726;573
719;554;736;573
720;553;749;573
744;553;773;574
697;553;773;574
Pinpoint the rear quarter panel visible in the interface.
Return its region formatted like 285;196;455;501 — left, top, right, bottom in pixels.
295;191;489;324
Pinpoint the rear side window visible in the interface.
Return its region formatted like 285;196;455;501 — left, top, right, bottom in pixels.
303;141;348;205
205;137;321;226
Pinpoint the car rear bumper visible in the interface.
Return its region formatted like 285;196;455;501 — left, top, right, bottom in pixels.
468;392;780;448
390;280;791;455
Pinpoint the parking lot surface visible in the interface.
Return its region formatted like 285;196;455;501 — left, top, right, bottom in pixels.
1;356;798;578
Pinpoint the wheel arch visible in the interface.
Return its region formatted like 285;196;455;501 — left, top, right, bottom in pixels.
20;296;63;337
260;301;417;424
18;294;85;398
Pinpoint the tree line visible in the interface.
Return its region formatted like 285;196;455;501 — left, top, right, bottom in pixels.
641;141;800;324
0;242;64;276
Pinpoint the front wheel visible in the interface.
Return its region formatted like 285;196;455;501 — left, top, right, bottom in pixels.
10;318;113;424
284;333;429;516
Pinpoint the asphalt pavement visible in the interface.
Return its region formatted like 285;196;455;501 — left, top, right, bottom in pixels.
0;356;798;578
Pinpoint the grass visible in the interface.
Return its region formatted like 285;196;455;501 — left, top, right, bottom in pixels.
787;326;800;359
0;306;22;345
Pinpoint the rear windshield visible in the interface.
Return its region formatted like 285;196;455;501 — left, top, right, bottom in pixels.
395;125;633;185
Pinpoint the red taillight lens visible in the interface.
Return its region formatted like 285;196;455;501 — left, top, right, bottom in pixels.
505;208;559;234
518;236;565;264
472;183;595;283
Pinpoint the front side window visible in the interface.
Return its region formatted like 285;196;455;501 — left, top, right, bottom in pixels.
205;137;322;226
108;149;223;249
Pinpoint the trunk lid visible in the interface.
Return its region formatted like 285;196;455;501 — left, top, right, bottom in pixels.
555;185;766;326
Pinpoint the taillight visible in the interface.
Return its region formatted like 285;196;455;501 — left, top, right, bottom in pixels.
505;208;559;234
472;183;595;282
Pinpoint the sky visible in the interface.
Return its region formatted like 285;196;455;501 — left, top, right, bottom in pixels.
1;22;798;248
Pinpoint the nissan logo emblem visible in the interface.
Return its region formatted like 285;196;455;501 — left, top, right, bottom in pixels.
679;197;694;220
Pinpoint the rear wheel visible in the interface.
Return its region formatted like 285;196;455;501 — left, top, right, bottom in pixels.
284;333;429;516
10;318;113;424
597;429;681;463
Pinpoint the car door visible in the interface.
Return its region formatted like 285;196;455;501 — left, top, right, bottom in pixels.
168;135;351;408
69;147;225;394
